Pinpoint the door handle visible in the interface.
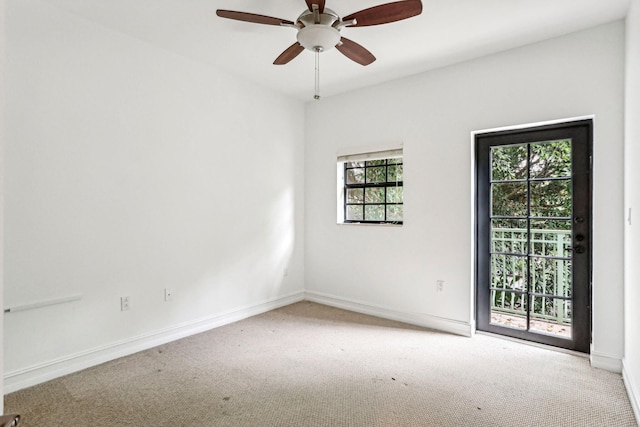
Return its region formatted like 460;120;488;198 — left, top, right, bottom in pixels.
567;245;585;254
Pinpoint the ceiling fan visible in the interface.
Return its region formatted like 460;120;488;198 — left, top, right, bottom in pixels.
216;0;423;99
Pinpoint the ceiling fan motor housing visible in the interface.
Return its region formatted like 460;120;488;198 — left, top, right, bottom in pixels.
297;25;340;51
296;8;341;52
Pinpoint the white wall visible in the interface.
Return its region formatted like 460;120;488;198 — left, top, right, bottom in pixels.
305;22;625;366
3;0;305;391
624;0;640;419
0;0;5;412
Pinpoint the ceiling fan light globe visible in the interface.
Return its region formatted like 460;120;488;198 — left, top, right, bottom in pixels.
297;25;340;52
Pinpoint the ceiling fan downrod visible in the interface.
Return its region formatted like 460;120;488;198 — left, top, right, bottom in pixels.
314;47;321;100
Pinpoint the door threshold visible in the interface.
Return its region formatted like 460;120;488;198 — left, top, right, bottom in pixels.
475;330;589;358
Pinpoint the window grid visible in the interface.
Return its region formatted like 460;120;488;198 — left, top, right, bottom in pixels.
343;158;403;224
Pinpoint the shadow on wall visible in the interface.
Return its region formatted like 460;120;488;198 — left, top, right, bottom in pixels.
187;186;298;314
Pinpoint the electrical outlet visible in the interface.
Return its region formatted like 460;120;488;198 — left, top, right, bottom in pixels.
436;280;445;293
120;296;130;311
164;288;174;302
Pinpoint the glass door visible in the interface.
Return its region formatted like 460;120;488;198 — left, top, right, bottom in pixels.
476;120;592;353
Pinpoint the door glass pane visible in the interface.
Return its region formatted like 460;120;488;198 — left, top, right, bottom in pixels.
491;254;527;292
491;144;528;180
530;140;572;179
530;220;571;256
530;180;572;218
491;182;527;217
530;256;572;297
490;291;527;330
530;220;571;257
491;219;527;254
490;141;573;339
529;297;572;338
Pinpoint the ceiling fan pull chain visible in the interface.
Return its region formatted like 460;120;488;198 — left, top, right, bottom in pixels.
314;47;321;100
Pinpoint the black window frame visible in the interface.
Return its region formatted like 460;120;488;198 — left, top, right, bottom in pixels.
343;157;403;224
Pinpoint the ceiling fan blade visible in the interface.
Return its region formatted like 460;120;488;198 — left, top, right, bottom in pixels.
274;43;305;65
216;10;294;26
305;0;326;13
343;0;422;27
336;37;376;66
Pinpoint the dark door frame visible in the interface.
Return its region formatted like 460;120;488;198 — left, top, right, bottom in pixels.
474;119;593;353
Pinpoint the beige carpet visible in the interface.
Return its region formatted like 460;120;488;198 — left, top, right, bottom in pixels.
4;302;637;426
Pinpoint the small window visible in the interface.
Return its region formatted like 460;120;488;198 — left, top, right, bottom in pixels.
341;155;403;224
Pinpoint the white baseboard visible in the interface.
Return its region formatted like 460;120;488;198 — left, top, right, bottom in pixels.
4;291;305;393
590;346;623;373
304;290;473;337
623;359;640;425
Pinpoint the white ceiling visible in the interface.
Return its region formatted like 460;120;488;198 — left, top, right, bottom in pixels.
40;0;630;101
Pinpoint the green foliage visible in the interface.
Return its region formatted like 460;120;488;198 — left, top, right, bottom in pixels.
491;140;572;219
